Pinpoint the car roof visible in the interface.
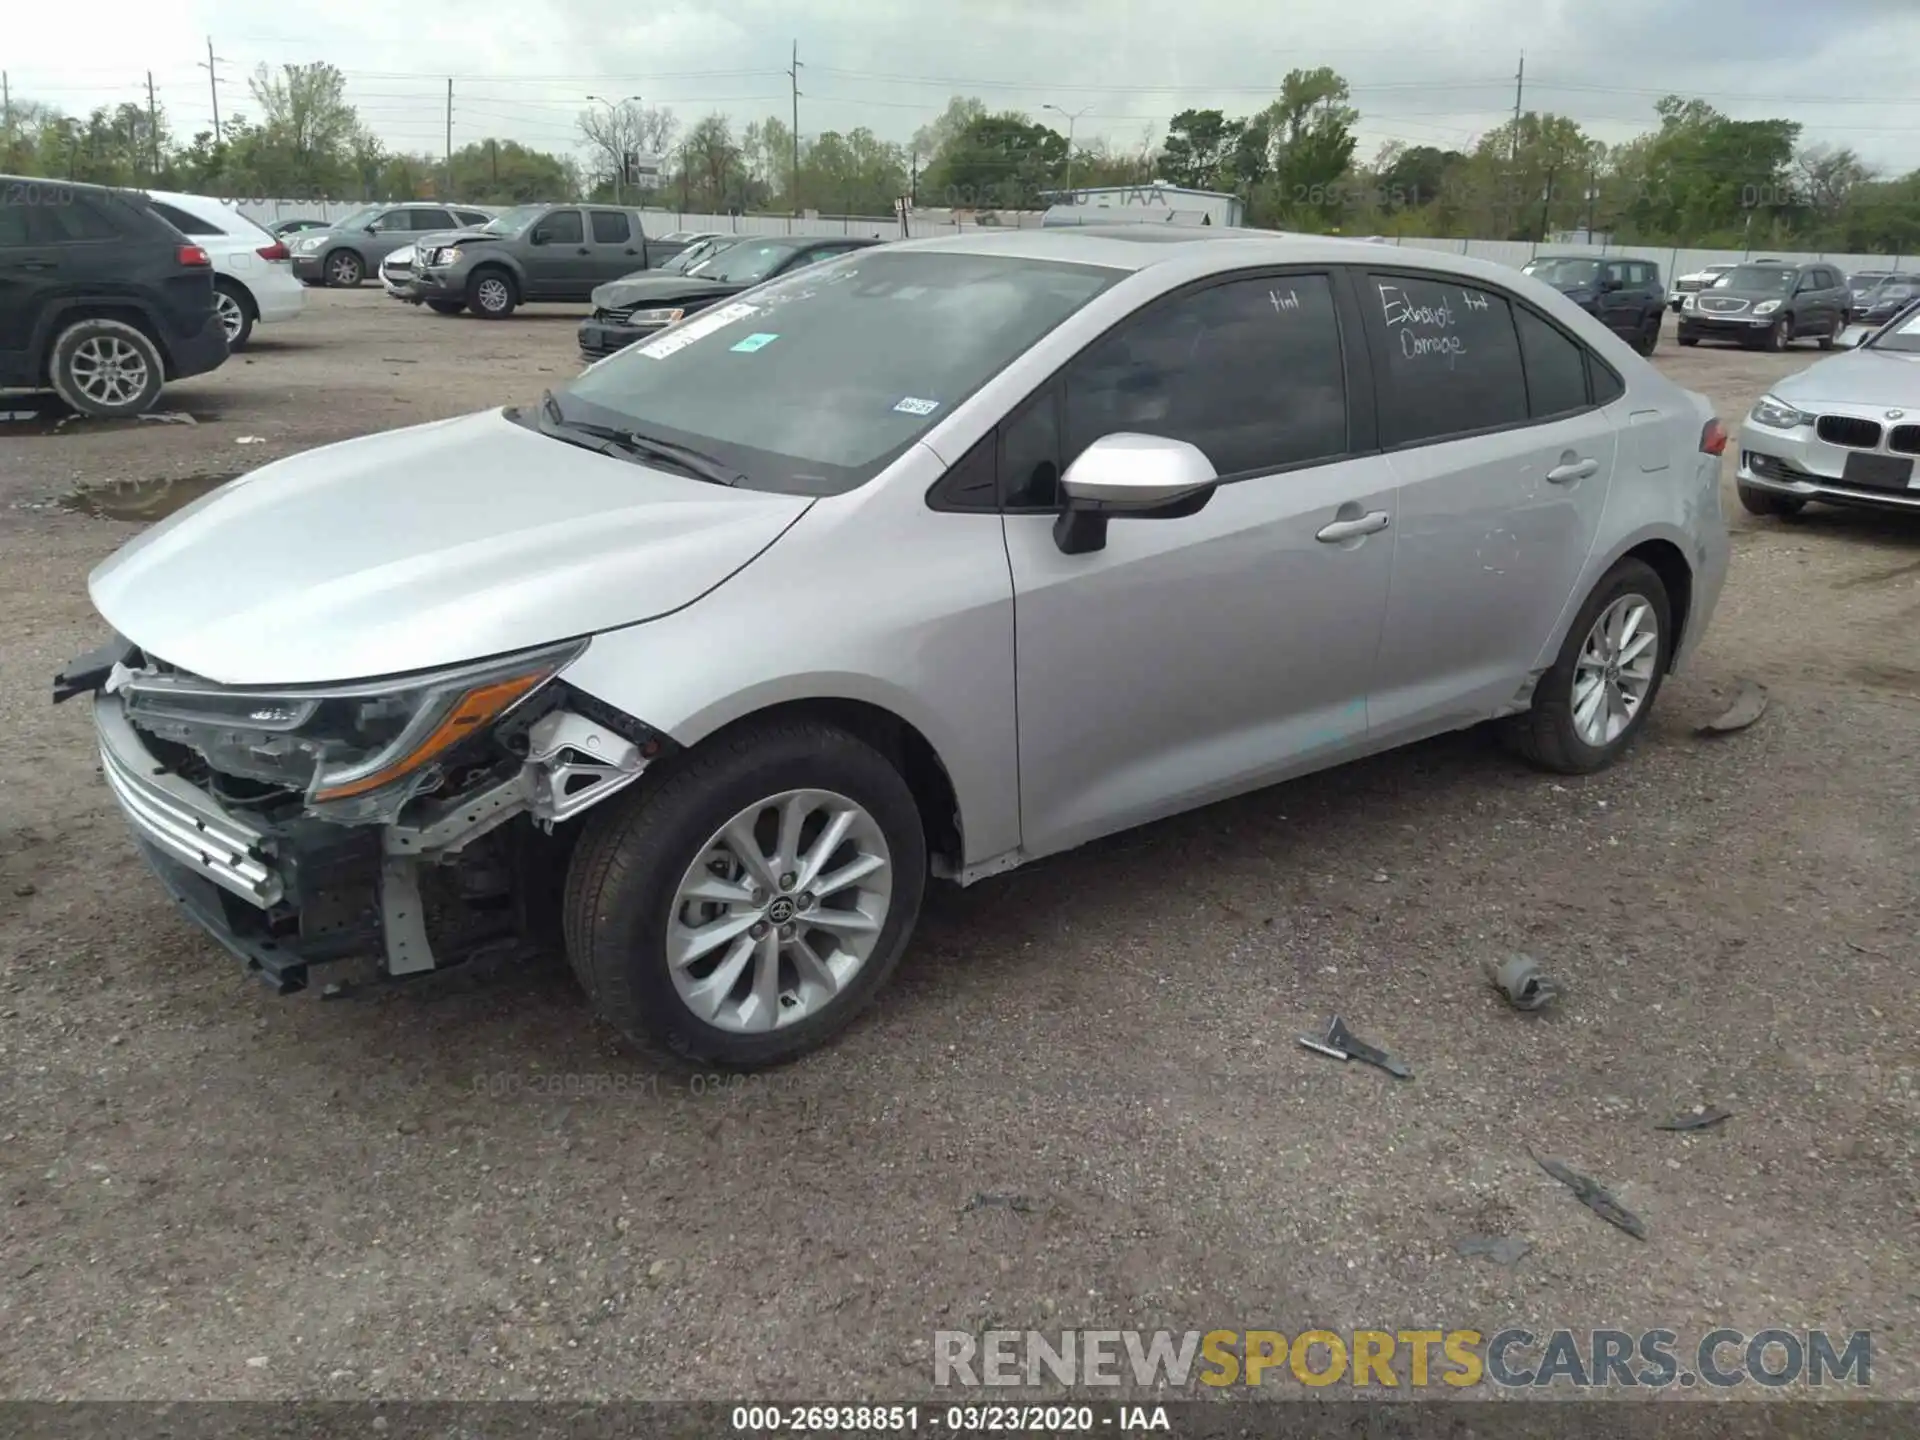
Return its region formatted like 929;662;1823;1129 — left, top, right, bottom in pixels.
881;226;1580;288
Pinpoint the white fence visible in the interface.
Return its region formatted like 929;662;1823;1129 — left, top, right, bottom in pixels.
229;198;1917;275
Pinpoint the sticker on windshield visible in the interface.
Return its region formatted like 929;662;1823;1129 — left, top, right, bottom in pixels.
893;397;941;416
730;332;778;353
635;301;760;360
1901;312;1920;335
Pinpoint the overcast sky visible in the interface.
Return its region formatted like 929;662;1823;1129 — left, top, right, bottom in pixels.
10;0;1920;174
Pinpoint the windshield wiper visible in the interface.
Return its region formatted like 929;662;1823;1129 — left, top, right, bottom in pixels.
538;390;743;486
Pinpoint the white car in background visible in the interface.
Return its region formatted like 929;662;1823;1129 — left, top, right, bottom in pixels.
142;190;303;351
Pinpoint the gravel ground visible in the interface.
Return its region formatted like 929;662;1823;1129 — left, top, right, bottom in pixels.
1;290;1915;1402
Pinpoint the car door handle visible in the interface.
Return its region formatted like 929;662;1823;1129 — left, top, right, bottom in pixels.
1547;458;1600;484
576;247;592;255
15;259;58;271
1316;511;1391;542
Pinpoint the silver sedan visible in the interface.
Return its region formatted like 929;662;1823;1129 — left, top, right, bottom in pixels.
60;227;1730;1067
1738;296;1920;517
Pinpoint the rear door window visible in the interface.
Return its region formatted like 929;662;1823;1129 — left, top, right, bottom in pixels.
590;210;631;244
410;208;455;231
1362;272;1528;446
148;201;220;236
1514;307;1590;419
455;210;491;227
31;195;128;242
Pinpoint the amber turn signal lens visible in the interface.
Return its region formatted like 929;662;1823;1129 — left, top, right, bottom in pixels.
311;671;547;802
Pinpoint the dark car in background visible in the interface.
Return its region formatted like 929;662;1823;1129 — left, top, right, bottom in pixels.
1;176;229;416
1520;254;1665;354
1850;272;1920;325
578;235;881;361
1678;261;1850;351
401;203;688;318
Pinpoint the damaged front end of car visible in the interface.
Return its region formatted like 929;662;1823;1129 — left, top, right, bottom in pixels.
55;635;668;993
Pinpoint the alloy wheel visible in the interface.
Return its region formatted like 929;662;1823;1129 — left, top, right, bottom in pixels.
665;788;892;1034
68;336;151;409
476;276;510;313
215;290;246;343
327;252;361;286
1572;595;1659;748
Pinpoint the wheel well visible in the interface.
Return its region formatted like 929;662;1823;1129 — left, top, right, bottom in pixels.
1622;538;1692;670
214;275;257;316
695;699;963;868
40;306;168;382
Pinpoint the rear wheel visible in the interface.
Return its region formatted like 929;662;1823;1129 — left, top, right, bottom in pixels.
1499;558;1671;776
1818;313;1843;351
467;269;517;318
427;299;465;315
213;279;255;351
1738;483;1806;518
48;318;166;418
562;719;927;1068
1636;312;1661;355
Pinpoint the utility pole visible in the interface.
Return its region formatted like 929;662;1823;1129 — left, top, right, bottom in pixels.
145;73;161;176
199;38;226;145
788;41;802;214
679;142;689;218
445;79;453;199
489;138;498;189
1539;165;1555;242
1511;52;1524;159
2;72;11;155
1043;103;1092;202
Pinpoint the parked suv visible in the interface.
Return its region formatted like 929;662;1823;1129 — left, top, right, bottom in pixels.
1678;261;1850;351
401;204;688;317
142;189;304;350
60;231;1729;1067
1519;255;1664;354
289;202;495;288
0;177;229;416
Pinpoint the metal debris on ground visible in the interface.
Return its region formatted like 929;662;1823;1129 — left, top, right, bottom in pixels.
319;981;352;1000
1456;1234;1531;1264
961;1192;1033;1214
135;412;197;425
235;435;267;445
1697;679;1769;736
1654;1105;1733;1132
1484;953;1559;1011
1297;1014;1413;1080
1530;1149;1648;1241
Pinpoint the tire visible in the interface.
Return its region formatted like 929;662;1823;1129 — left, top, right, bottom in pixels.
299;277;325;289
47;317;166;418
1677;329;1699;347
426;299;465;315
1636;313;1660;356
1762;315;1789;352
562;718;928;1068
1738;483;1806;518
213;279;255;351
324;249;363;287
467;268;517;318
1498;558;1672;776
1818;313;1842;351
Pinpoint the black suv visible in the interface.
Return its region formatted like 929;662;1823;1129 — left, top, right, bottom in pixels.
1520;254;1666;354
1678;260;1850;351
1;178;230;416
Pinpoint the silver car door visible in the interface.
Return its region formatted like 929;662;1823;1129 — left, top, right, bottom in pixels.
1358;271;1619;742
1004;270;1398;860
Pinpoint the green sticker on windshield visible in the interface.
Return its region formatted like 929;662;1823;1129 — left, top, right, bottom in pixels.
731;332;778;352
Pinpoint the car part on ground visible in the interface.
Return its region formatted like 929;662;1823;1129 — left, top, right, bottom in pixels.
0;175;230;417
61;228;1730;1066
1737;296;1920;518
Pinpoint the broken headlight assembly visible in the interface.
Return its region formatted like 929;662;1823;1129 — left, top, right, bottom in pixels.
115;640;586;818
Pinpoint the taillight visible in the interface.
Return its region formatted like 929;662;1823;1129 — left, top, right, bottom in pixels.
256;241;290;262
177;245;211;268
1701;418;1729;456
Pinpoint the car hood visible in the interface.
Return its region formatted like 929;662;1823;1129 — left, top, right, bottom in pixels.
1769;347;1920;407
592;274;744;311
88;409;812;687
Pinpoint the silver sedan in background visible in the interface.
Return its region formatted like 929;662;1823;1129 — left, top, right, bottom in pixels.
1739;295;1920;517
59;228;1729;1067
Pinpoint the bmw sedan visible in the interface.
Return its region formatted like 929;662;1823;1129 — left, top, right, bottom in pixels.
57;228;1729;1067
1738;295;1920;518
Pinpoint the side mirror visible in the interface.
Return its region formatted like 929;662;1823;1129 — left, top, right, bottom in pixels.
1599;276;1622;293
1052;433;1218;556
529;227;549;245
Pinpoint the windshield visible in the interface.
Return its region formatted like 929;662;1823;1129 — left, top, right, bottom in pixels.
1868;275;1920;297
1865;301;1920;353
663;237;736;274
1714;266;1794;292
334;207;379;231
482;205;545;235
693;239;817;285
1850;273;1890;290
559;250;1121;495
1526;259;1601;286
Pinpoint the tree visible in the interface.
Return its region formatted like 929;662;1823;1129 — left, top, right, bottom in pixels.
1157;109;1244;191
1373;142;1465;212
1250;67;1361;226
801;127;908;215
448;139;574;203
1612;97;1800;244
246;62;370;195
911;95;989;175
922;112;1066;211
576;101;677;200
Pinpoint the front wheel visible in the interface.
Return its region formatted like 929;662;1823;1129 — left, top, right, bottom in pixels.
1738;483;1806;518
562;719;928;1068
1499;558;1671;775
426;299;465;315
1761;315;1790;352
324;250;364;287
467;269;518;318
